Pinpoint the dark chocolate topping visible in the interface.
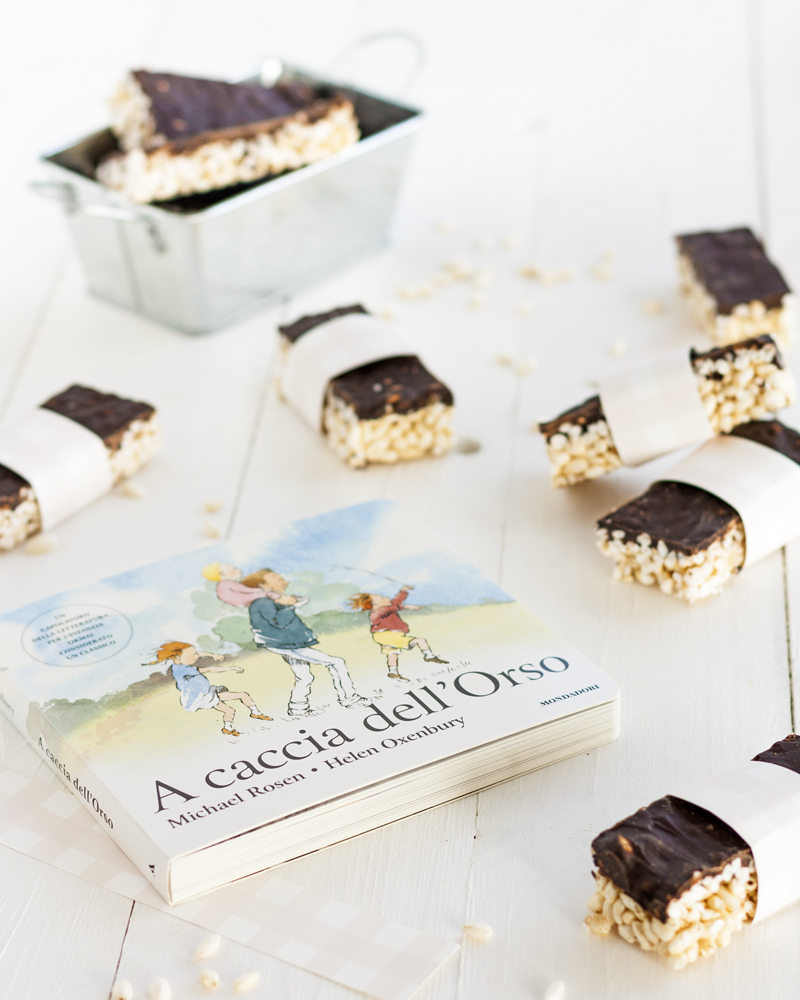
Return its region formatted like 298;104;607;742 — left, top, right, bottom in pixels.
157;96;350;156
676;228;790;314
43;385;155;453
596;481;740;555
538;396;605;440
592;795;752;922
330;356;454;421
279;304;369;344
132;71;319;144
752;734;800;775
729;419;800;466
690;334;782;374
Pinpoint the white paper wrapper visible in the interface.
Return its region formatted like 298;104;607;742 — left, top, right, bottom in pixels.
676;759;800;922
0;408;113;530
663;433;800;566
280;314;411;430
597;349;713;466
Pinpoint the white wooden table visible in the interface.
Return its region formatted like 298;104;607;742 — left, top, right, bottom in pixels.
2;2;800;997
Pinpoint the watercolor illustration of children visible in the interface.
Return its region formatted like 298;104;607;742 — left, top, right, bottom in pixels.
151;641;271;736
348;585;448;681
210;565;368;718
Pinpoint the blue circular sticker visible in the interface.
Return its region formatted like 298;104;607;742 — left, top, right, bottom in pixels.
22;604;133;666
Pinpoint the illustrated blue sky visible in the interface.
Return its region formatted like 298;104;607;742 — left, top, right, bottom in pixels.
0;501;511;703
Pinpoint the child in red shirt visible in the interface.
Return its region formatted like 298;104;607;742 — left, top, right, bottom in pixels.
348;585;447;680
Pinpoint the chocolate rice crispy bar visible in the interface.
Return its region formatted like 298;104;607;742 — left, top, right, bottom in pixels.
539;336;793;487
594;419;800;603
676;227;794;348
0;385;160;551
97;70;359;204
586;735;800;969
279;305;454;469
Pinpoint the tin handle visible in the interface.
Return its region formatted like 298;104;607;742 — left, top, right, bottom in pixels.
327;31;427;98
81;205;167;254
30;180;78;212
30;181;167;254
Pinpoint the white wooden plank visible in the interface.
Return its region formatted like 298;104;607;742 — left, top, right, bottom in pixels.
0;846;133;999
456;0;795;997
117;800;473;1000
757;0;800;728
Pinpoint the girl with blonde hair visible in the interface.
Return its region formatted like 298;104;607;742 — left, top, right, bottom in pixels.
152;641;270;737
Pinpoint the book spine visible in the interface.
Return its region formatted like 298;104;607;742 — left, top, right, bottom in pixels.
0;666;173;902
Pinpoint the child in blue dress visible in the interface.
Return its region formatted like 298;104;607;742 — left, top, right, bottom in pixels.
153;641;270;736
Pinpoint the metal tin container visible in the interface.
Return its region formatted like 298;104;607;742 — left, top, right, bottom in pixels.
35;67;423;334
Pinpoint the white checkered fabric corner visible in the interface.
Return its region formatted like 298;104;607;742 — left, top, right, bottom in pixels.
0;765;458;999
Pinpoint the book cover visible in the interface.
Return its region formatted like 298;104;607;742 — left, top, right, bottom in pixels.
0;501;619;902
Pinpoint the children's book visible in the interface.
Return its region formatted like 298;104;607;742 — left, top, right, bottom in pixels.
0;501;619;904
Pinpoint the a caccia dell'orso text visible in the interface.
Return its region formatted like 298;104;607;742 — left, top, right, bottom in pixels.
155;655;575;824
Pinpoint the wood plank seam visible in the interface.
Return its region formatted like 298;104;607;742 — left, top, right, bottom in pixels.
782;550;796;732
225;296;292;539
105;900;136;1000
0;253;69;421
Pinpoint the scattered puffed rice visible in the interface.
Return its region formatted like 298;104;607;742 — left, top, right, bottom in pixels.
503;234;521;250
399;285;419;300
469;293;487;309
514;358;538;375
641;297;665;315
495;352;515;366
437;217;458;234
515;301;534;316
609;340;627;357
203;499;223;513
591;261;615;281
233;971;261;993
543;980;566;1000
198;969;220;990
379;308;394;320
121;480;146;499
195;934;221;961
539;268;573;285
432;272;453;287
462;923;494;942
111;981;134;1000
476;235;495;251
417;281;434;298
202;521;221;539
519;263;540;279
24;533;59;555
149;978;171;1000
456;438;481;454
446;258;475;280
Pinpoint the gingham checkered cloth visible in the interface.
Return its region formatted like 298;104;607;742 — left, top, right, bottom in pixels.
0;766;458;999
